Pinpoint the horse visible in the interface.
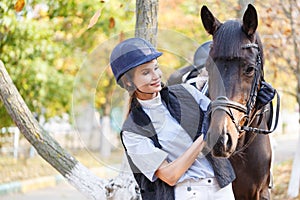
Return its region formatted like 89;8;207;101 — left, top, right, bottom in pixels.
200;4;278;200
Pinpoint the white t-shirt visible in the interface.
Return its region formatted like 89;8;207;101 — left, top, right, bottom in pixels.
122;84;214;183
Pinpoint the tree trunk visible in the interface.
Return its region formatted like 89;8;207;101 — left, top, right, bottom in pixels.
0;60;107;199
100;115;112;158
135;0;159;46
288;131;300;197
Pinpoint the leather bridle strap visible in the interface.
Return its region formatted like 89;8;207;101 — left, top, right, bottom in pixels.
241;89;280;134
210;96;247;114
210;96;247;133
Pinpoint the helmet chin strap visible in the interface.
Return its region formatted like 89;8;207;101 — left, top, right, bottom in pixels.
136;87;156;95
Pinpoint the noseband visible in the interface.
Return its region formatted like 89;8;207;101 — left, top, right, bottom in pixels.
210;43;278;135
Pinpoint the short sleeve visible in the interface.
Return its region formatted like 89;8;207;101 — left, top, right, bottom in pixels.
122;131;169;182
181;83;210;111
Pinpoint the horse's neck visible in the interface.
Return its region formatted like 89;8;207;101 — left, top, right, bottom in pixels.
236;132;253;150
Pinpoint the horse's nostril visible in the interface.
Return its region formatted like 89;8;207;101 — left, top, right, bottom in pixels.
217;135;225;145
226;133;232;148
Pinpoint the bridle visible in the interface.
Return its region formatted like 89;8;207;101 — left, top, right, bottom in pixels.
209;43;279;138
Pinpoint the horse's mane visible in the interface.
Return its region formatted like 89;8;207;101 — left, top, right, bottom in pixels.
211;20;264;70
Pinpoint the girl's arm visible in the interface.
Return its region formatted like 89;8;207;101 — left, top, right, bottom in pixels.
154;135;206;186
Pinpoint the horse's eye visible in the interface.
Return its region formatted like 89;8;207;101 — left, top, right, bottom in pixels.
244;66;255;76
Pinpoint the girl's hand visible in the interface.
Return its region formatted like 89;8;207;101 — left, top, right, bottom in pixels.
155;134;206;186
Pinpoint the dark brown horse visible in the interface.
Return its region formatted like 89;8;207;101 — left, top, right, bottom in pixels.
201;4;275;200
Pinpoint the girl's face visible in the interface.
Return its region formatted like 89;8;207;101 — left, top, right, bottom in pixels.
132;59;162;100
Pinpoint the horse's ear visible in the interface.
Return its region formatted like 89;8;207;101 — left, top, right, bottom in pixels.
200;5;221;35
242;4;258;36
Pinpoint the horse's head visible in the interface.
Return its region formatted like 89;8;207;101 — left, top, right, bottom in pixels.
201;4;264;157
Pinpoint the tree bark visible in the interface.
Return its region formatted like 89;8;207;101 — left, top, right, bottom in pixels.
0;60;107;199
135;0;159;46
288;131;300;197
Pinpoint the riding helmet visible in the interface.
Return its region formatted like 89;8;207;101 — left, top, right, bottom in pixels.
110;38;162;83
193;40;212;69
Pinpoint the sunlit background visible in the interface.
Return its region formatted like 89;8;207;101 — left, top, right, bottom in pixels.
0;0;299;199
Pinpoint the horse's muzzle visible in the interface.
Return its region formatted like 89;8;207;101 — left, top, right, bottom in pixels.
212;133;233;157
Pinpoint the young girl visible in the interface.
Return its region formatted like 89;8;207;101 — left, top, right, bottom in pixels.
110;37;236;200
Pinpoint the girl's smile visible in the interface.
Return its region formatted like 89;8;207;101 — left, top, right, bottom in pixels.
133;59;162;100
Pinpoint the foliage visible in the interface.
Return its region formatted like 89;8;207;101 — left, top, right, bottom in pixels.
158;0;299;111
157;0;252;75
0;0;299;127
0;0;135;127
254;0;299;110
158;0;244;41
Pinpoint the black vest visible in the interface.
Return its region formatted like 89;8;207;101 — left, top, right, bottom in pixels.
121;84;235;200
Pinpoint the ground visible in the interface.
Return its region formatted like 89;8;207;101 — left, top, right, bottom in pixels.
0;148;124;184
0;148;299;199
272;160;300;200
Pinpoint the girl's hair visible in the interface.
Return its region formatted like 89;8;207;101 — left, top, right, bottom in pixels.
118;69;135;92
118;69;137;116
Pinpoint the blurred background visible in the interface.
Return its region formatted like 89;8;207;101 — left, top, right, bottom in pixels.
0;0;300;199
